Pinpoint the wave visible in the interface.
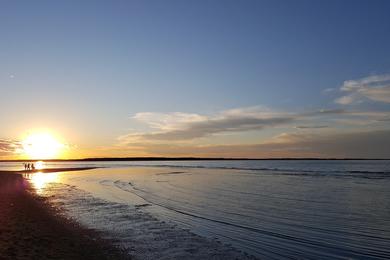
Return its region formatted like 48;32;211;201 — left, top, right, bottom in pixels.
111;179;390;259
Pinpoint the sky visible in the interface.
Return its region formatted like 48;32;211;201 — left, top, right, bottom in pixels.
1;0;390;159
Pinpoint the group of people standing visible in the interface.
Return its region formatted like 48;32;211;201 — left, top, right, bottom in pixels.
23;163;35;171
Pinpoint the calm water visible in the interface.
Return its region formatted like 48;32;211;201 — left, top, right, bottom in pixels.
12;160;390;259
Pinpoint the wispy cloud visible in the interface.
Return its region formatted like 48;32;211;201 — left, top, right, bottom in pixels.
122;107;295;143
0;139;22;156
334;95;356;105
295;125;328;129
322;88;336;94
133;112;207;131
114;73;390;158
120;107;379;144
335;74;390;104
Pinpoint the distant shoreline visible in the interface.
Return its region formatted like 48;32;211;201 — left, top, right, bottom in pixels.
0;157;389;162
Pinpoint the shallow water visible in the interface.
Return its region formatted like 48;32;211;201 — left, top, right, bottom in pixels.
17;160;390;259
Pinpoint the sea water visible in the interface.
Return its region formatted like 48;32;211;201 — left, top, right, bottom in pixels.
15;160;390;259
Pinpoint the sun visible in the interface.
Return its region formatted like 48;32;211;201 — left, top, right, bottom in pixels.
22;132;64;159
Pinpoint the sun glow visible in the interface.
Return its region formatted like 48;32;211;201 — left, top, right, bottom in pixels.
24;172;59;194
35;160;45;169
22;132;64;159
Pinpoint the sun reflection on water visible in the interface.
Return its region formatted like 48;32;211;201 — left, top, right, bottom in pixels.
24;172;59;194
35;160;44;170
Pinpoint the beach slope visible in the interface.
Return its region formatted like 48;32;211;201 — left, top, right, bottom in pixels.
0;172;129;260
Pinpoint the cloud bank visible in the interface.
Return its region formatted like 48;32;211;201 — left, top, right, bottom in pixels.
115;130;390;159
114;73;390;158
120;107;353;144
335;74;390;104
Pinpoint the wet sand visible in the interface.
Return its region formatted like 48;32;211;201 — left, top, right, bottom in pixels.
0;170;130;260
4;166;99;174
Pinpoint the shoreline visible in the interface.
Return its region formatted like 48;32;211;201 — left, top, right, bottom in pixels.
0;171;130;259
0;167;99;175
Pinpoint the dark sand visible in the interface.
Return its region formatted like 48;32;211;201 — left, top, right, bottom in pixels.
0;170;130;260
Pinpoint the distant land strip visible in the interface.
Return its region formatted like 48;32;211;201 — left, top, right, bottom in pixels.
1;157;389;162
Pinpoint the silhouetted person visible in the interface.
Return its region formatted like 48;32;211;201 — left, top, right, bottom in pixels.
27;163;30;171
31;163;35;171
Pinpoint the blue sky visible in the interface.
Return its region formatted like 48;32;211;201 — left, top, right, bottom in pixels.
1;0;390;158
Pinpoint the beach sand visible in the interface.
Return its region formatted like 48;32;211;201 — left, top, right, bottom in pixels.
0;171;130;260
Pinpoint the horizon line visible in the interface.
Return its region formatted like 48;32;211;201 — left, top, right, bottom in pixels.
1;156;389;162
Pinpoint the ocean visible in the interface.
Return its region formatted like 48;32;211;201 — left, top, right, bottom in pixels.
8;160;390;259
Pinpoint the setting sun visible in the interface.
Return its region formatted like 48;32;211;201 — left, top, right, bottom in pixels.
22;132;64;159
